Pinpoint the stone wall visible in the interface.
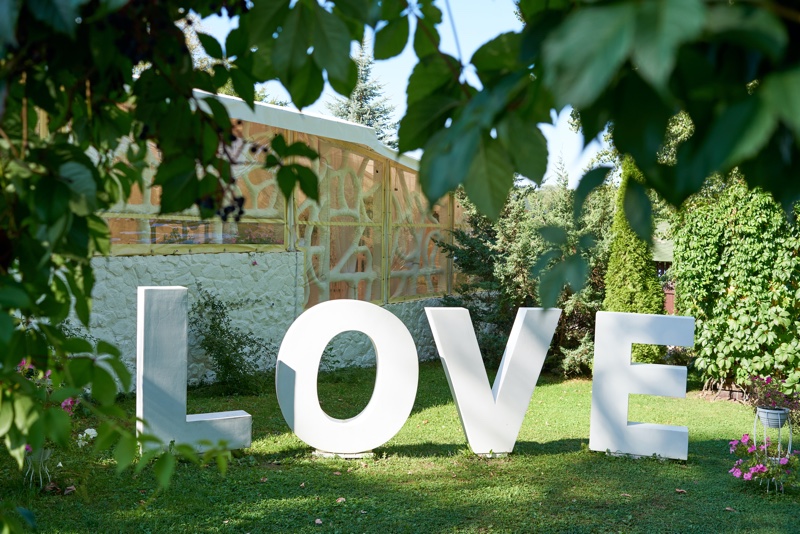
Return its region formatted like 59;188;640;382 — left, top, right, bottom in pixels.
88;252;442;388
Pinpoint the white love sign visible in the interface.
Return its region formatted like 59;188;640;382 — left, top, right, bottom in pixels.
136;287;695;459
275;300;419;454
426;307;561;455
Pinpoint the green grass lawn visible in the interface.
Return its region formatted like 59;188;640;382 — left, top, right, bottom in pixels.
2;362;799;533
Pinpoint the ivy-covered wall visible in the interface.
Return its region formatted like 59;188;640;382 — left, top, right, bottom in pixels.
673;178;800;390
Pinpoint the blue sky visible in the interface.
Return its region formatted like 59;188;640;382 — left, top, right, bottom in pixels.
202;1;604;187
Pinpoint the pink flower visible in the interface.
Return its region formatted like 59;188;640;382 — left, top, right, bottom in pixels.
44;370;52;379
61;397;78;415
741;434;750;444
743;472;753;481
730;468;742;478
747;445;757;454
735;459;743;466
766;376;772;384
780;457;789;465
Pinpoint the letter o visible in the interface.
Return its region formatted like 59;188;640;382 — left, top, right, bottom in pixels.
275;300;419;453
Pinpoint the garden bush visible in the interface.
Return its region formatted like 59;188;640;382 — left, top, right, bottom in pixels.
602;158;665;363
188;284;277;395
438;174;615;374
673;176;800;392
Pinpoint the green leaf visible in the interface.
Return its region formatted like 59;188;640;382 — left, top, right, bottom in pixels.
230;68;256;108
543;3;637;108
197;32;224;60
623;179;653;243
413;4;442;59
272;6;310;81
0;284;30;309
284;59;325;110
245;0;290;48
462;137;515;220
293;165;319;202
419;124;480;201
225;27;247;58
611;72;674;172
68;357;94;387
35;179;70;223
471;32;523;85
573;167;609;221
87;214;110;255
398;95;459;153
0;0;21;52
0;397;13;437
374;16;409;60
43;407;71;447
63;336;92;354
26;0;89;37
691;96;777;176
705;5;787;62
153;452;176;488
311;3;353;92
0;312;13;344
539;225;568;246
763;68;800;139
496;115;548;184
91;366;118;405
282;141;319;160
200;94;231;130
327;57;358;97
632;0;706;91
152;155;197;213
60;160;98;216
538;260;566;308
102;357;130;394
97;339;121;358
406;53;458;106
114;433;138;473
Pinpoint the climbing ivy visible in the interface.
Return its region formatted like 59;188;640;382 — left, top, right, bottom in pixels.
673;177;800;391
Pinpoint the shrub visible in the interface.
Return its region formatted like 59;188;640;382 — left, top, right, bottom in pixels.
602;158;665;363
188;284;277;395
673;176;800;391
438;175;615;373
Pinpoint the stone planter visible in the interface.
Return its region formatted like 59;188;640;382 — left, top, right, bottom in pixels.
756;406;790;429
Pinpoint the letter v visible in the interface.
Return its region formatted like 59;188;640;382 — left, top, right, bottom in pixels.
425;307;561;455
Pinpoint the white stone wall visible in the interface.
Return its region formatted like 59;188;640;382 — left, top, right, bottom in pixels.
88;252;442;389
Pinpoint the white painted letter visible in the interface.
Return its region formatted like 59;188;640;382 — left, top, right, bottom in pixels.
276;300;419;454
426;307;561;455
136;287;252;451
589;311;695;460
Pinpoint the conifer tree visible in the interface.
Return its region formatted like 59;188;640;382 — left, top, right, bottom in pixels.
327;42;397;148
603;157;665;363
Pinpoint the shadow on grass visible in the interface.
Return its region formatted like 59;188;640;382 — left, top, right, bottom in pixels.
13;437;800;534
377;438;587;459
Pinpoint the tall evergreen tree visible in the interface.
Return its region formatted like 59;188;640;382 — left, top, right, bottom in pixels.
603;157;665;363
327;42;397;148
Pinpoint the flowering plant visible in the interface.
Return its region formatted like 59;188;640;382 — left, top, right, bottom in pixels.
729;433;800;492
746;375;800;412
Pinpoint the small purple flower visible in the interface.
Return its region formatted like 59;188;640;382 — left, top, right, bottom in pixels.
741;434;750;444
731;468;742;478
25;444;32;453
748;445;757;454
61;397;77;416
766;376;773;384
743;472;753;481
780;457;789;465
